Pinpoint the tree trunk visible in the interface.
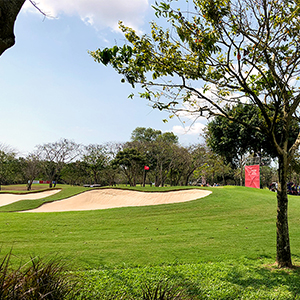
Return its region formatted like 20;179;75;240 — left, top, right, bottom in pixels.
93;170;97;184
240;167;243;186
142;169;146;187
160;163;163;187
0;0;26;56
27;179;33;191
155;175;159;187
239;156;243;186
276;154;292;268
184;176;189;186
185;169;195;186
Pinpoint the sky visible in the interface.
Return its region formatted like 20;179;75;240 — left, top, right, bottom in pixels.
0;0;207;156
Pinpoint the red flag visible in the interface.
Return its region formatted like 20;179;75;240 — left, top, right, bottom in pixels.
245;165;260;188
144;166;150;170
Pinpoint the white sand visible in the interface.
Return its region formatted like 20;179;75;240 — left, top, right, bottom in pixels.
0;189;61;207
24;188;212;212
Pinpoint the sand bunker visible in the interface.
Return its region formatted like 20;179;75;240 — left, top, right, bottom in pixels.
25;189;212;212
0;189;61;207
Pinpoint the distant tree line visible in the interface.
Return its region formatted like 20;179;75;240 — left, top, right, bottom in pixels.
0;126;285;190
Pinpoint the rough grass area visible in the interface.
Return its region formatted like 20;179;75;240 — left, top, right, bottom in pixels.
76;258;300;299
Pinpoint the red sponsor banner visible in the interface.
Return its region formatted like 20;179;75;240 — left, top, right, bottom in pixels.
245;165;260;188
39;180;51;184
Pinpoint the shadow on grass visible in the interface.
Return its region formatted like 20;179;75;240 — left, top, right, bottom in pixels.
221;259;300;299
78;258;300;299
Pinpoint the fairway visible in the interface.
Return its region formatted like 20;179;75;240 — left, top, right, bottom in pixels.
0;185;295;270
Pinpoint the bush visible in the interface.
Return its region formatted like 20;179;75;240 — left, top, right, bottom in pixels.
0;252;76;299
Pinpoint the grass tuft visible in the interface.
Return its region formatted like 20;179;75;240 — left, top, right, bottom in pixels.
0;252;76;299
141;280;188;300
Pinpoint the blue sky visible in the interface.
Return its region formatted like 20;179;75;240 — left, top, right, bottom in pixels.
0;0;206;156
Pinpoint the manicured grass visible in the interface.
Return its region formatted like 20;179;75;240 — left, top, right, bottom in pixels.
1;185;300;298
0;185;296;268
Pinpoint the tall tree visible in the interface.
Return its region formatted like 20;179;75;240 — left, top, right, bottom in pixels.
182;144;208;186
131;127;162;143
103;142;125;186
206;104;263;166
128;127;179;186
25;152;42;191
90;0;300;267
167;146;190;186
60;161;89;186
0;144;18;189
206;103;299;185
36;139;81;188
112;148;145;186
83;144;108;184
205;104;264;185
0;150;17;189
194;149;232;186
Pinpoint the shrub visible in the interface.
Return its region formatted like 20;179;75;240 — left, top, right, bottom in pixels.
0;252;76;299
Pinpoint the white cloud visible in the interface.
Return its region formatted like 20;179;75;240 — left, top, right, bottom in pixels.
172;121;206;136
23;0;149;31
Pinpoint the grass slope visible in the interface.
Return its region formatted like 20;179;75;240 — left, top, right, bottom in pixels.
1;186;300;268
1;185;300;299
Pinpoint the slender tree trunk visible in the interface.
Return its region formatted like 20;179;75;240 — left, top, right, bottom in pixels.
142;170;146;187
185;169;195;186
276;154;292;268
27;179;33;191
160;163;163;187
93;170;97;184
240;167;243;186
184;176;189;186
155;175;159;187
123;168;133;186
239;156;243;186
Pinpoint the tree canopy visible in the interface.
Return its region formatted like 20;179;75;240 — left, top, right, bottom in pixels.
205;103;264;167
